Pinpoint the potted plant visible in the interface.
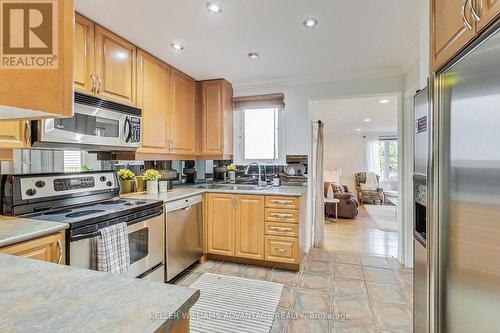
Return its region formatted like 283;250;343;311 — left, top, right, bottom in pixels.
117;169;136;194
227;164;237;183
143;169;161;195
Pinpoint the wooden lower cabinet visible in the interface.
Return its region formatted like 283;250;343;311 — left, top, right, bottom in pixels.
0;231;65;264
205;193;301;269
235;195;265;260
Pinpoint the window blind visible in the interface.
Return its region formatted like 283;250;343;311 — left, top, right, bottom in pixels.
233;93;285;110
63;150;82;172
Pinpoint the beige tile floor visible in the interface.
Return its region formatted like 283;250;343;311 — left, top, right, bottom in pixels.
174;249;413;333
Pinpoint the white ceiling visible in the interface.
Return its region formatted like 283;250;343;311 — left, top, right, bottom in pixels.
310;95;398;134
75;0;420;85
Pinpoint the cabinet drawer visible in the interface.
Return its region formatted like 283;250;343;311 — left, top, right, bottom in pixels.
265;222;298;237
265;196;299;209
265;208;299;223
265;235;298;264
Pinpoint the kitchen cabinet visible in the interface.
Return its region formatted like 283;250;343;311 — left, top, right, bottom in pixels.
95;26;136;105
201;79;233;157
235;195;265;260
205;193;301;269
169;69;196;155
136;50;170;154
431;0;477;71
0;121;30;149
206;194;235;256
0;232;65;264
0;0;74;120
478;0;500;31
74;14;95;94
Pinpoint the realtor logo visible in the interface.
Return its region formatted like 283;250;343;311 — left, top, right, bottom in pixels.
0;0;58;69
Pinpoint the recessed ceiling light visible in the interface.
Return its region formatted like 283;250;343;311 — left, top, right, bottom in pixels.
206;2;222;13
379;99;389;104
248;52;259;59
171;42;184;51
303;17;318;28
363;118;372;122
355;128;361;131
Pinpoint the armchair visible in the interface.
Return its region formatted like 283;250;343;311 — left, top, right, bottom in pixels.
324;183;359;219
355;172;384;205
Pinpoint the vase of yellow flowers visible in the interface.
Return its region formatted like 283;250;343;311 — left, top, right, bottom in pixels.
117;169;136;194
143;169;161;195
227;164;237;183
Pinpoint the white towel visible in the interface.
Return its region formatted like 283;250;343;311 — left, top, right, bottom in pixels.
90;222;130;274
362;172;378;191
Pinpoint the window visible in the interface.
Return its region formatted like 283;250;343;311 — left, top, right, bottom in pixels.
377;139;398;181
234;94;286;165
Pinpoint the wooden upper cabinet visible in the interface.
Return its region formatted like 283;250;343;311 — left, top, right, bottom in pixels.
0;121;30;149
431;0;477;71
235;195;265;260
74;14;95;94
478;0;500;31
201;79;234;156
137;50;170;153
206;194;235;256
0;0;74;120
94;25;136;105
169;68;196;155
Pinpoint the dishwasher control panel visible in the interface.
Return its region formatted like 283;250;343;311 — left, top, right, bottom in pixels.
165;194;203;212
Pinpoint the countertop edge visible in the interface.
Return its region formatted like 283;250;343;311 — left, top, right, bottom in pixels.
150;288;201;332
0;222;68;248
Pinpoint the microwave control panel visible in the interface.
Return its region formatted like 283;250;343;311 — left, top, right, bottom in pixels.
130;117;141;143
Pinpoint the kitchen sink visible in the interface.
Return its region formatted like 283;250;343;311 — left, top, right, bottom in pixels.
195;184;272;191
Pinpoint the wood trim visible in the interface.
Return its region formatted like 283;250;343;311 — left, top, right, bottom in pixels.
0;149;13;160
206;253;300;271
74;14;95;94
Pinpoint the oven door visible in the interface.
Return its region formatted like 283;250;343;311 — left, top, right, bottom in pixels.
40;103;139;148
69;213;164;279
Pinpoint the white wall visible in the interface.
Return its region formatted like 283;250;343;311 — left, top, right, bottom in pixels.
323;133;366;192
234;73;405;156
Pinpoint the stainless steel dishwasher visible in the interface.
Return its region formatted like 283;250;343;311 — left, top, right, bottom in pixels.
165;194;203;281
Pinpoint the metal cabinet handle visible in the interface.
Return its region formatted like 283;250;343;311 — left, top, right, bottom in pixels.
271;213;292;218
462;0;473;30
270;227;291;232
56;239;63;264
273;200;291;205
96;77;102;94
90;74;97;93
469;0;481;22
24;121;31;144
275;248;288;253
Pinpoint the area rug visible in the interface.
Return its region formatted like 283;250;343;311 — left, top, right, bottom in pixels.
189;273;284;333
364;204;398;232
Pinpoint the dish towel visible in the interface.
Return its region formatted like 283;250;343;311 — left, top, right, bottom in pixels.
362;172;378;191
90;222;130;274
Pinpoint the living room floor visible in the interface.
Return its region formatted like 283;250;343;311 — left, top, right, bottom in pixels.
324;205;398;258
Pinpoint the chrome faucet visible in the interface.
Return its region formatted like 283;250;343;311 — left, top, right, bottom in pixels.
244;162;267;187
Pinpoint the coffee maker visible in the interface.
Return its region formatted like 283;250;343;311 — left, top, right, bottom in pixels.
183;161;196;184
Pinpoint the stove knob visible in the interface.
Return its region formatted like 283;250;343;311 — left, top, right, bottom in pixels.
100;176;107;182
106;181;112;187
26;188;36;196
35;180;45;188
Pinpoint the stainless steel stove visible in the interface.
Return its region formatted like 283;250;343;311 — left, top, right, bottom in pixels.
1;171;165;282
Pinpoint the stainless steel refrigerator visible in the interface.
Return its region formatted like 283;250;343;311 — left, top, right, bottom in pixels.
431;20;500;333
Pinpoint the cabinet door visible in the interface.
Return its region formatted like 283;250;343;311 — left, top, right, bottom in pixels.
0;121;29;149
235;195;265;260
74;14;95;94
95;26;136;105
478;0;500;31
206;194;235;256
431;0;476;71
202;80;223;154
137;51;169;153
0;232;65;264
169;69;196;154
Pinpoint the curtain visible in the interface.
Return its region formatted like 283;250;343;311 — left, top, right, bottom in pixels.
311;121;325;248
364;135;381;175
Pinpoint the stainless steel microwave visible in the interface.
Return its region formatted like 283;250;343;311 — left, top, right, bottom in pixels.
32;93;142;151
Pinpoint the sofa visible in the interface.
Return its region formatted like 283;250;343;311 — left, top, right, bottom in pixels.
324;183;359;219
355;172;385;205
